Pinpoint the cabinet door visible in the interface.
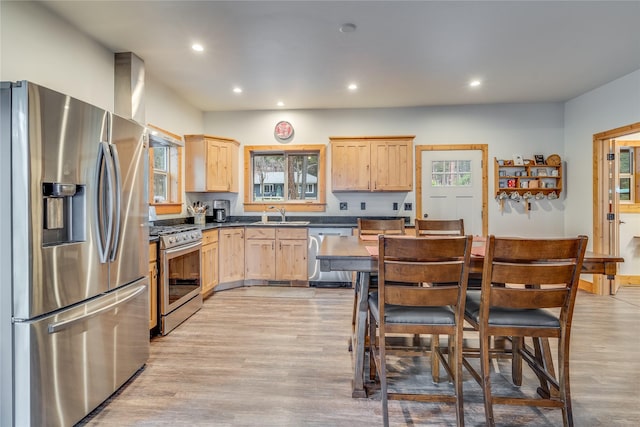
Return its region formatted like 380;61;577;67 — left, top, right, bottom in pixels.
206;140;226;191
227;141;239;192
370;139;413;191
148;243;157;330
207;138;239;192
276;238;308;280
186;135;240;193
148;262;157;330
331;140;370;191
245;239;276;280
201;242;217;295
184;136;207;192
219;228;245;283
218;143;238;193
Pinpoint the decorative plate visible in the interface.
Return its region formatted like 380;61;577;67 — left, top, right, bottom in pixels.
546;154;561;166
274;121;294;142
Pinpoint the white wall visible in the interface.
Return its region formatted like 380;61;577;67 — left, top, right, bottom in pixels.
0;1;203;133
145;73;203;135
0;1;115;110
203;102;566;236
564;69;640;275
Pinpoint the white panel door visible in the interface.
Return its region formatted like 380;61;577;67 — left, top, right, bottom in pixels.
421;150;483;236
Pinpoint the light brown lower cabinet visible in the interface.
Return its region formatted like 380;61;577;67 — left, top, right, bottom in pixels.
219;227;245;284
245;227;308;281
148;242;158;330
245;227;277;280
201;229;219;296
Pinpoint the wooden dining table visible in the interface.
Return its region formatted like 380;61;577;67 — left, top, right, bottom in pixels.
316;234;625;398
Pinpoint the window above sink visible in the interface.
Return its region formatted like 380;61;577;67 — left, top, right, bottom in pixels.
243;144;327;213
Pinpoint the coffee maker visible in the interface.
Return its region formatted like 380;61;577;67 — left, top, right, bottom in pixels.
212;199;230;222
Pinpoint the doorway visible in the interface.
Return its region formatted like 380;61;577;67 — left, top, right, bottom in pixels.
593;122;640;295
415;144;488;236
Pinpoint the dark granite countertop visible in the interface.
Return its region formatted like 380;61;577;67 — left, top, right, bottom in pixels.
148;216;410;241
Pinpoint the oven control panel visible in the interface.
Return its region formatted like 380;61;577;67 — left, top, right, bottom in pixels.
157;227;202;249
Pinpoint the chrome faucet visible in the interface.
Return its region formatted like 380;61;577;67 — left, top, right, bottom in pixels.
269;206;286;222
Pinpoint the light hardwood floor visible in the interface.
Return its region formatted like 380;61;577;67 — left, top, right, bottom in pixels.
78;286;640;426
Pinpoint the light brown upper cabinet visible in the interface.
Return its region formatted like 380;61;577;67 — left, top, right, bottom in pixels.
330;135;414;192
184;134;239;192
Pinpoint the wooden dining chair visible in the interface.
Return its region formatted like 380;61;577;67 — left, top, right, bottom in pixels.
349;218;407;347
368;235;473;427
462;235;588;427
357;218;406;237
414;218;464;236
414;218;467;380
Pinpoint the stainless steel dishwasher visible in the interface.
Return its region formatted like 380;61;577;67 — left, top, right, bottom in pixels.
308;227;354;287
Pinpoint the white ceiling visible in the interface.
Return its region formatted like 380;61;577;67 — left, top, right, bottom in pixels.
40;1;640;112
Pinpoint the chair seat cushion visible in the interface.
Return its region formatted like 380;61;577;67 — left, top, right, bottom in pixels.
465;290;560;328
369;292;455;325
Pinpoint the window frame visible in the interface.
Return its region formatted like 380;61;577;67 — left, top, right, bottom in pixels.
148;125;183;215
618;141;640;212
619;146;633;203
430;159;472;187
243;144;326;212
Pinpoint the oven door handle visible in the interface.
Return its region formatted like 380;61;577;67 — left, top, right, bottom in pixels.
164;241;202;257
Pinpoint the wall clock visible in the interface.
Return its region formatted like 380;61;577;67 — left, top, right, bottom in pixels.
274;120;294;142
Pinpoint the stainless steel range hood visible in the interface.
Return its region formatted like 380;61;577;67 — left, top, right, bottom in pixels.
114;52;145;124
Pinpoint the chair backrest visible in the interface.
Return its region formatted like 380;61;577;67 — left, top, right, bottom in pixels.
378;235;473;329
357;218;405;236
414;218;464;237
479;235;588;322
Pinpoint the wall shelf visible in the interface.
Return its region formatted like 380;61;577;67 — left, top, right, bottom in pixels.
494;157;563;211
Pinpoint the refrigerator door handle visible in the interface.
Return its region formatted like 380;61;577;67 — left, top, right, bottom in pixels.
47;284;146;334
100;109;110;143
108;143;122;262
94;142;112;264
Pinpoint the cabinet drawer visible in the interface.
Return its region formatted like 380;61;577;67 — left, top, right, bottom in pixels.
148;242;157;262
276;228;308;240
202;229;219;245
245;227;276;239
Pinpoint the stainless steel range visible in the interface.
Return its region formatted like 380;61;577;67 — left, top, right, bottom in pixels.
151;225;203;335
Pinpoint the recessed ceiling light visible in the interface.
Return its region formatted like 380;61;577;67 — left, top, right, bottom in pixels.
233;87;243;94
191;43;204;52
469;80;482;88
277;101;285;107
348;83;358;91
340;23;357;33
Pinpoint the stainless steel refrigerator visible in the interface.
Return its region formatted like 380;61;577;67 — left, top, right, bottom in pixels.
0;81;150;426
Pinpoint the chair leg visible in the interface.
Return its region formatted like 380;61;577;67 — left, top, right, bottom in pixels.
454;331;465;427
369;311;377;382
379;332;389;427
431;334;440;383
349;273;359;352
448;334;454;380
559;334;574;427
480;333;496;427
531;337;552;398
511;336;523;386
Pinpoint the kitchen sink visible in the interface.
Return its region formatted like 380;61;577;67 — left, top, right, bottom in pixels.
251;221;310;226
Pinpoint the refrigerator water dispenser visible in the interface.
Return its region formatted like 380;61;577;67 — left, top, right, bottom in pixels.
42;182;86;246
